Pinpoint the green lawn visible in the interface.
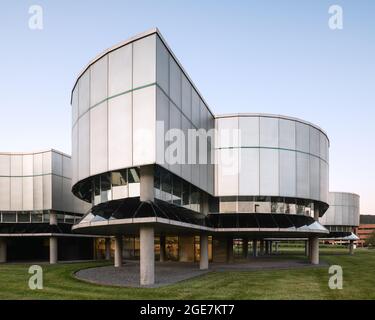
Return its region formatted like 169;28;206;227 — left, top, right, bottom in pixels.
0;248;374;300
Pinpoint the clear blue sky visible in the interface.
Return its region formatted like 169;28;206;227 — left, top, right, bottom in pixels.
0;0;374;213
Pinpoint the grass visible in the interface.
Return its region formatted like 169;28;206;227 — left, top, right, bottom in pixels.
0;248;374;300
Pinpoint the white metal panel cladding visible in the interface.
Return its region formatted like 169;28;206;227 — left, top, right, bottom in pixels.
239;148;259;195
181;115;192;182
191;89;200;128
216;149;239;196
0;177;10;210
10;177;23;211
11;155;22;176
309;156;320;200
72;85;79;125
72;124;79;184
78;112;90;181
52;152;63;177
156;36;169;95
78;70;90;117
320;160;329;203
279;119;295;150
0;150;89;214
215;115;329;204
181;74;192;119
260;117;278;148
169;57;181;108
133;85;156;166
22;177;34;211
42;174;52;209
279;149;296;197
296;152;310;198
52;175;63;211
260;148;279;196
156;87;170;169
108;94;133;171
320;131;328;161
42;151;52;174
90;101;108;175
239;117;259;147
296;122;310;153
33;175;43;211
90;56;108;107
169;102;182;177
108;43;132;97
71;31;215;196
0;155;10;176
133;34;156;88
216;117;239;149
309;127;320;157
62;155;72;179
22;155;34;176
320;192;360;227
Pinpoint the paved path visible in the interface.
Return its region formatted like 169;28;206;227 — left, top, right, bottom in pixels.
75;258;328;288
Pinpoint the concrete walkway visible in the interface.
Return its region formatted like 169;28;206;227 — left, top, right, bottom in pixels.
74;258;328;288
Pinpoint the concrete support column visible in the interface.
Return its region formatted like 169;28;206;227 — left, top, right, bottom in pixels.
49;237;58;264
265;241;269;255
0;238;7;263
314;208;320;221
50;212;58;226
114;235;123;267
226;237;234;263
260;240;265;256
252;240;258;257
105;238;111;260
310;236;319;265
243;238;249;259
159;235;166;262
140;165;154;202
275;242;279;254
200;234;209;270
349;240;354;255
140;226;155;286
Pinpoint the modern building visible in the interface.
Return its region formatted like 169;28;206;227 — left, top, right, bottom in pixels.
355;215;375;247
0;28;361;287
70;28;334;285
0;149;96;263
319;192;360;253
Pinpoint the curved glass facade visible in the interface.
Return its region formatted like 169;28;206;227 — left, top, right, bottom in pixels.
73;167;141;205
0;210;81;224
154;166;206;213
74;165;208;214
214;196;324;217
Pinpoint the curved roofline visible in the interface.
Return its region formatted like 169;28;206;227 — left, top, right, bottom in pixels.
70;27;216;118
329;191;360;198
0;149;71;158
215;112;330;143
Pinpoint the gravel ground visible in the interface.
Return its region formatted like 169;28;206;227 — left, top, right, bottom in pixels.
75;258;327;288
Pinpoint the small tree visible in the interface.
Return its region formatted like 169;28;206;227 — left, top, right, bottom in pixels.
365;230;375;247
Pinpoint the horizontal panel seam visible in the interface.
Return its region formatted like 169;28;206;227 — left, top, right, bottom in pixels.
216;146;329;164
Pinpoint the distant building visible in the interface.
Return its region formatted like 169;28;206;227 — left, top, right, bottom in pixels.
355;215;375;247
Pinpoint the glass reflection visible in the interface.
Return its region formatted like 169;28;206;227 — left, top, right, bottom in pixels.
217;196;318;217
153;166;204;213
